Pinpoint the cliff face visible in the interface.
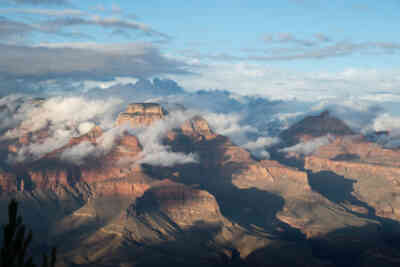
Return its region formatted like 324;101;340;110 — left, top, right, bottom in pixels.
116;103;166;127
305;156;400;221
91;178;150;197
0;171;18;192
132;180;223;227
311;135;400;167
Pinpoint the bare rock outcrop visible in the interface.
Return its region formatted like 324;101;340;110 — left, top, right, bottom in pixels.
0;170;18;192
305;156;400;221
179;115;216;140
116;103;166;127
91;178;150;197
311;135;400;167
132;180;222;227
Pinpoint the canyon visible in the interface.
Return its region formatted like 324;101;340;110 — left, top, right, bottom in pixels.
1;102;400;266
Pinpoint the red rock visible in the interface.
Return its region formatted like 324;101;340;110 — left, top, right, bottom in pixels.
311;135;400;167
27;167;71;191
133;179;222;227
280;111;354;145
179;115;216;140
305;156;400;221
69;125;102;146
92;179;150;197
116;103;166;127
0;171;18;192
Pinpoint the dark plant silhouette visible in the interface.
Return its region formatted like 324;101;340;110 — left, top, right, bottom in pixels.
0;199;56;267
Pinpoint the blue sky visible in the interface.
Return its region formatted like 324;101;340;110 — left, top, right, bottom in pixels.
0;0;400;100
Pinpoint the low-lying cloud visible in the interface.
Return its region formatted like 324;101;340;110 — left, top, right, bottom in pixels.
203;112;280;159
4;75;400;166
132;110;199;167
60;124;131;164
3;96;123;163
280;135;334;155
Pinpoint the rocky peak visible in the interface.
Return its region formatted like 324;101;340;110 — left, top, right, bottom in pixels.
132;180;222;227
152;78;184;94
69;125;102;146
124;103;166;115
319;110;330;118
116;103;167;127
179;115;215;140
280;110;355;145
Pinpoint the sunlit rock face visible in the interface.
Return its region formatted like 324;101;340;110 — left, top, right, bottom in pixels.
180;115;215;140
116;103;167;127
0;170;18;192
309;135;400;167
279;110;355;145
131;180;223;227
305;156;400;221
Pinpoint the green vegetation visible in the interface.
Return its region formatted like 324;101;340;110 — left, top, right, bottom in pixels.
0;199;56;267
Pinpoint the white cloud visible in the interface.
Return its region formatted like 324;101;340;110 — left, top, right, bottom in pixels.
14;96;121;134
60;124;130;164
166;61;400;101
203;113;258;144
242;137;280;159
371;113;400;132
4;96;123;163
80;77;139;91
280;135;334;155
132;110;199;167
203;112;280;159
60;141;96;164
78;122;95;135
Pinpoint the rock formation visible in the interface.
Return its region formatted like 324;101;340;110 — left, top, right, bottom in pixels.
279;110;354;145
131;179;223;227
0;170;18;192
116;103;167;127
305;156;400;221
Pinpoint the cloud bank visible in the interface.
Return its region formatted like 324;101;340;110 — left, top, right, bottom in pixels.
3;96;123;163
280;135;334;155
3;75;400;166
133;110;199;167
0;43;188;82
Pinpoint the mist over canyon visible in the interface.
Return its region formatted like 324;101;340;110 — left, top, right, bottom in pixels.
1;77;400;267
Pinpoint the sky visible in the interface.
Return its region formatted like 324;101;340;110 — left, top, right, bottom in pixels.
1;0;400;101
